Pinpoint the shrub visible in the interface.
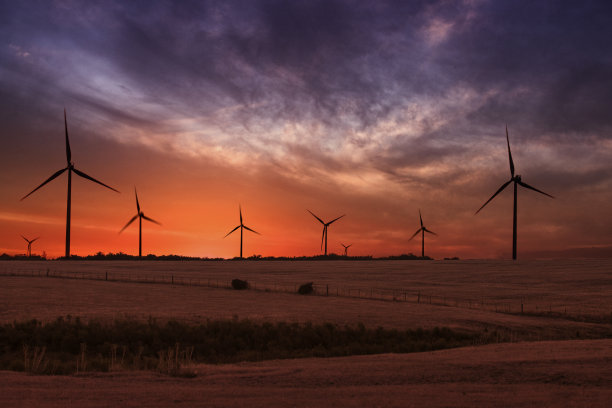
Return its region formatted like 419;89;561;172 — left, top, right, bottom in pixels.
0;317;478;375
231;279;249;290
298;282;314;295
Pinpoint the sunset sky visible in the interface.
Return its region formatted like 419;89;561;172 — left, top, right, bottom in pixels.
1;0;611;259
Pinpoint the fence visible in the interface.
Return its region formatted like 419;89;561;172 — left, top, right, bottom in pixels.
0;266;590;320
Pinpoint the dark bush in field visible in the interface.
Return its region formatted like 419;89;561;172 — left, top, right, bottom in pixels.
0;316;476;375
298;282;314;295
231;279;249;290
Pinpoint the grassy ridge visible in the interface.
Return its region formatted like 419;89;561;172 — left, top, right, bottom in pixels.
0;316;476;375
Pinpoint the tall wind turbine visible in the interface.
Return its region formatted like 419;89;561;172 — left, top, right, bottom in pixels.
409;210;437;258
224;205;260;258
21;109;119;258
475;126;554;260
340;243;352;256
21;235;39;257
119;188;161;258
308;210;345;256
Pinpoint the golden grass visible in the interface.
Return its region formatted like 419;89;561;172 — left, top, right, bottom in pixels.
1;259;611;340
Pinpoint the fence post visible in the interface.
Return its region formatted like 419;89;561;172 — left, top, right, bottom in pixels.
326;284;329;296
105;271;108;281
172;275;174;285
418;292;420;303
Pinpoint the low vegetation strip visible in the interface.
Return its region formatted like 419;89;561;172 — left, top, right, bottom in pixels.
0;316;478;375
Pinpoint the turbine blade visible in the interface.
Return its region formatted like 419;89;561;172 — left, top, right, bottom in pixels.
224;225;240;238
21;235;28;243
243;225;260;235
31;237;40;243
135;187;140;213
119;214;138;233
517;180;554;198
327;214;345;225
21;167;68;200
409;228;422;241
141;214;162;225
239;205;243;225
506;125;514;177
475;180;512;214
419;209;423;228
73;168;119;193
307;209;325;225
65;109;71;164
424;228;438;236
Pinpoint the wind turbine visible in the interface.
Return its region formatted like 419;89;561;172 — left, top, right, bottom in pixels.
409;210;437;258
224;205;260;258
340;243;352;257
475;126;554;260
21;235;39;257
308;210;345;256
119;188;161;258
21;109;119;258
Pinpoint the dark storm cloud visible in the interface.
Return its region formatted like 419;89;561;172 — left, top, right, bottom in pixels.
439;1;612;136
1;0;612;171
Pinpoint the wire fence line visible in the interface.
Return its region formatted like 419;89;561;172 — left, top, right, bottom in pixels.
0;266;595;320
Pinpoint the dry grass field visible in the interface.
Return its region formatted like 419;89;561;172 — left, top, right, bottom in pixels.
2;259;611;317
1;259;611;407
1;339;611;408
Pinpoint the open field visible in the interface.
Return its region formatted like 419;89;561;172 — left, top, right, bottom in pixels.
1;259;611;407
1;339;611;408
2;259;611;318
1;260;611;340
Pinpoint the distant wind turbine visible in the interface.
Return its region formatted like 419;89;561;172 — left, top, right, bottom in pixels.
308;210;345;256
409;210;437;258
21;109;119;258
475;126;554;260
340;243;352;257
21;235;39;257
119;188;161;258
224;205;260;258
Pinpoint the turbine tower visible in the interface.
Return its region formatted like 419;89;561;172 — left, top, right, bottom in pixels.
21;109;119;258
119;188;161;258
308;210;345;256
340;243;352;257
21;235;39;257
224;205;260;258
409;210;437;258
475;126;554;260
